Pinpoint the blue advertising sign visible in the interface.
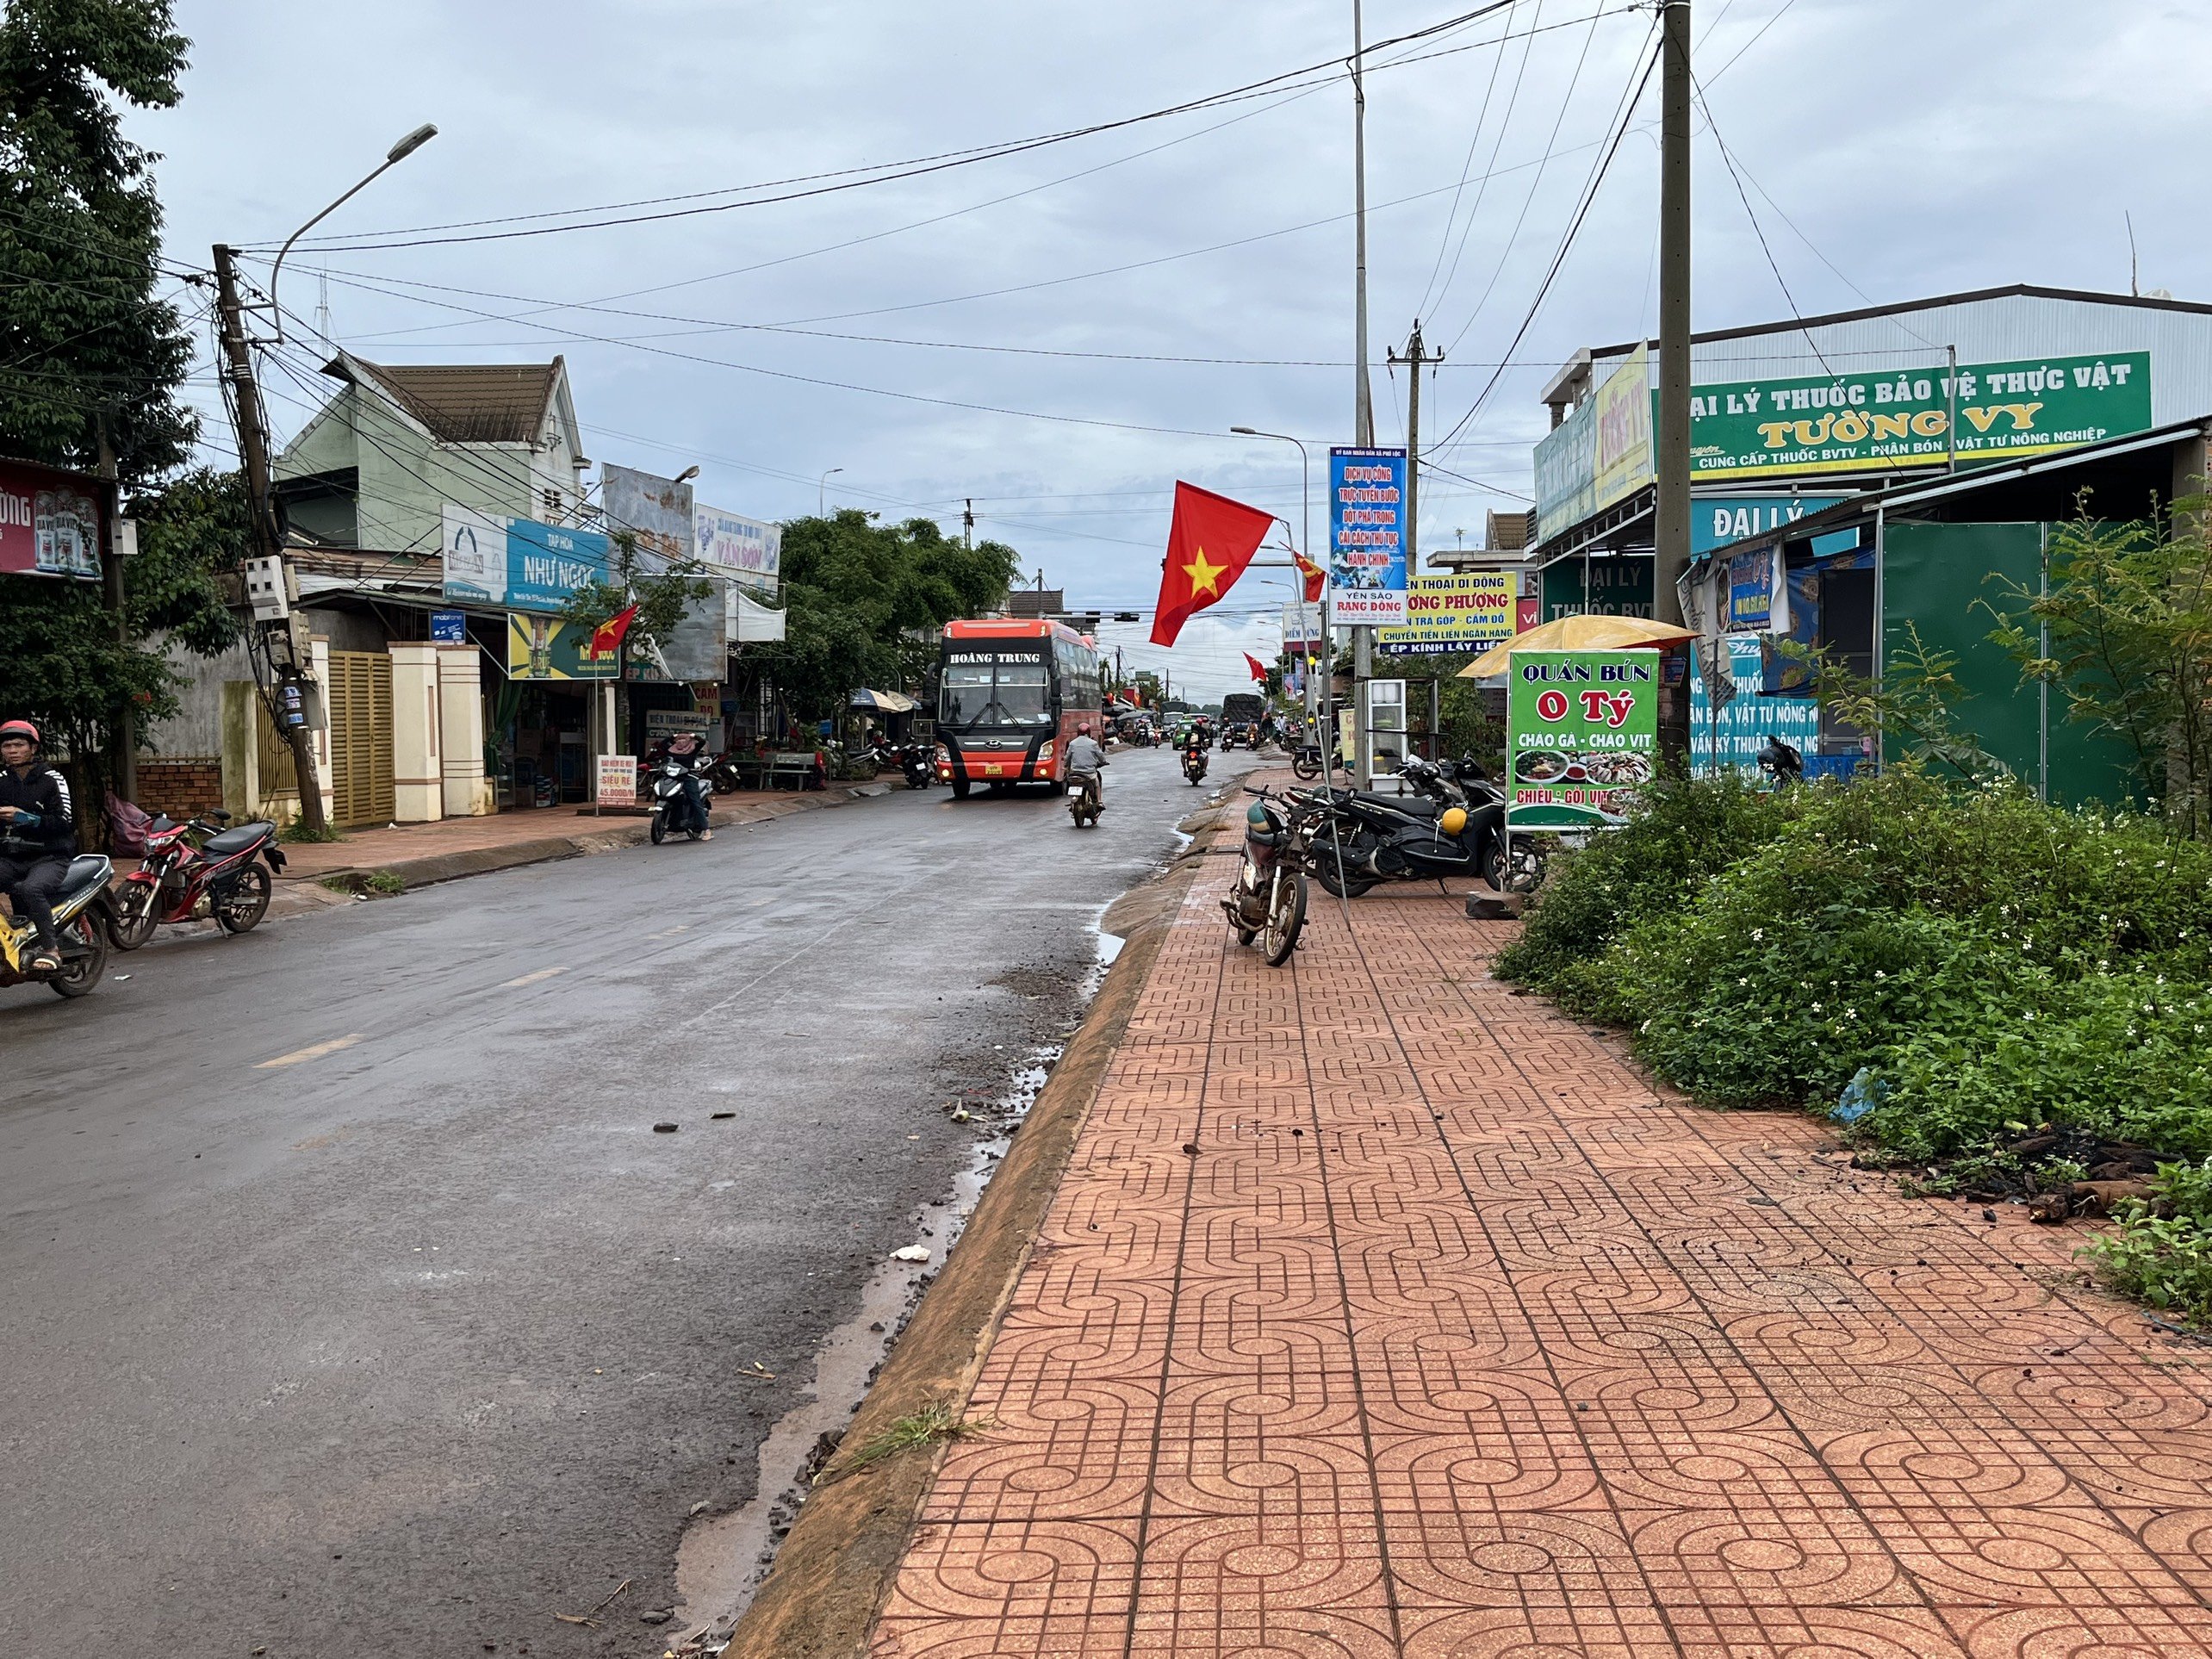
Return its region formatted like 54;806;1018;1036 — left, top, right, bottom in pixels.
506;517;610;613
1693;493;1848;559
1691;635;1819;776
430;610;466;643
1327;445;1407;624
1728;551;1772;629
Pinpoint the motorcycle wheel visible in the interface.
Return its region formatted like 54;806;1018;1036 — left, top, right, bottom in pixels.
1312;831;1377;899
1292;755;1320;780
649;812;668;845
109;881;160;951
1262;871;1308;966
215;863;271;934
49;912;108;998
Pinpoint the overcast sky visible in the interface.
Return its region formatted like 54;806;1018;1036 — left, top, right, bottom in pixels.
136;0;2210;695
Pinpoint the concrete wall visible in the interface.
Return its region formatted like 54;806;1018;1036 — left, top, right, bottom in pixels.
390;643;444;823
438;645;491;817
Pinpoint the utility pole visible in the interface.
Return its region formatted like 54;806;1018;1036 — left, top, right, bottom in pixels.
214;243;330;836
1350;0;1376;787
1654;0;1692;628
962;498;974;548
1387;320;1440;573
96;412;135;800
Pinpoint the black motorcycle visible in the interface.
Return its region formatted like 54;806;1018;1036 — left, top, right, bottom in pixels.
648;757;712;843
889;743;935;789
1181;745;1209;786
1221;789;1308;966
1310;757;1542;898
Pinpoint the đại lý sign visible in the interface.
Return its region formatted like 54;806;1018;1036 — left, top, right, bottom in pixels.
1688;351;2151;481
1507;649;1659;830
1376;573;1517;654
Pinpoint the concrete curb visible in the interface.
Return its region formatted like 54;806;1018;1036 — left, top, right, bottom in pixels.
725;797;1238;1659
271;780;897;915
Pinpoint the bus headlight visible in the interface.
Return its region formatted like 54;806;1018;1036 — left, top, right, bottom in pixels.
1038;740;1055;769
934;743;952;779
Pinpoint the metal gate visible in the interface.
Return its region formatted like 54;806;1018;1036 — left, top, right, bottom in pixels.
326;650;395;827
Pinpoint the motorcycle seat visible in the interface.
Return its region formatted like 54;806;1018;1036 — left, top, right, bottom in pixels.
60;854;112;897
1354;790;1442;817
202;823;274;856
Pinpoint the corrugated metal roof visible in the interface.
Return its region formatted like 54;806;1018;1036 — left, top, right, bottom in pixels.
324;355;563;445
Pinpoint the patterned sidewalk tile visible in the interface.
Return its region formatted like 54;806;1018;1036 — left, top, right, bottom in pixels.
871;859;2212;1656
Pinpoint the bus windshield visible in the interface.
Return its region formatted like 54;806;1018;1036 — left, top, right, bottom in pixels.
939;653;1052;728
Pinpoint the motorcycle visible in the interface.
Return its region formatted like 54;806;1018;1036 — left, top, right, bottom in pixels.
1066;762;1105;829
893;743;935;789
1;854;115;997
1309;757;1544;898
648;758;712;844
1222;790;1308;966
110;809;286;951
1181;745;1209;787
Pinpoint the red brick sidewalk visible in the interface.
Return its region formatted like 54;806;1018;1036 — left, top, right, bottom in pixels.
867;875;2212;1656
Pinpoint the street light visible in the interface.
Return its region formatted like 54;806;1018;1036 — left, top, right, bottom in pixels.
269;123;438;342
672;464;701;486
818;467;844;517
1232;425;1331;778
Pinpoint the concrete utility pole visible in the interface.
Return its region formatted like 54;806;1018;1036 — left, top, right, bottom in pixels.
1350;0;1376;786
1387;320;1440;573
96;413;134;800
963;498;974;548
1654;0;1692;628
214;244;330;837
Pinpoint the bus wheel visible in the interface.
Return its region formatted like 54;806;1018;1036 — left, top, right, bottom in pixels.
951;775;971;799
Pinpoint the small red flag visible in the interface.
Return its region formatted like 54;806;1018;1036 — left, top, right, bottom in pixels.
588;602;639;662
1244;653;1269;682
1293;550;1326;603
1150;482;1273;648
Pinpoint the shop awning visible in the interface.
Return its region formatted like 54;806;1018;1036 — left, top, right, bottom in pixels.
849;687;918;712
1457;614;1695;680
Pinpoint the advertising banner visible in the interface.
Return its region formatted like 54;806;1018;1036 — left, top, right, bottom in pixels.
1327;445;1407;624
595;755;637;810
442;505;505;605
506;517;610;612
693;504;780;594
1539;555;1654;624
1533;395;1596;538
644;710;714;743
0;460;103;580
1727;551;1773;629
1376;572;1517;655
1689;351;2152;481
507;613;617;680
1507;649;1659;830
1280;601;1324;656
1693;493;1848;558
1593;345;1652;512
601;463;694;561
1691;635;1820;776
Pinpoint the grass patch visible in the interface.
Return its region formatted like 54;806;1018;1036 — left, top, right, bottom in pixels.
827;1401;996;1480
279;818;348;845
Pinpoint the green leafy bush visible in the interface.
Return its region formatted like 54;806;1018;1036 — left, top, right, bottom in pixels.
2085;1159;2212;1321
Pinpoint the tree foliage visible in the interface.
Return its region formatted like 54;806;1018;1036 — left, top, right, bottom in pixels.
743;512;1018;722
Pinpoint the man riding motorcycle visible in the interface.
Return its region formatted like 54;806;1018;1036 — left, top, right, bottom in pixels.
651;730;715;841
1065;722;1107;813
0;719;74;973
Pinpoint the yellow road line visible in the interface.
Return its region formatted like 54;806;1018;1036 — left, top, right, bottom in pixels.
255;1034;364;1070
501;966;568;988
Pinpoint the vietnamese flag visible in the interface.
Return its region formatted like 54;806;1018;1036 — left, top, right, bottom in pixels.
1293;550;1326;603
1149;482;1273;647
588;602;639;662
1243;652;1269;682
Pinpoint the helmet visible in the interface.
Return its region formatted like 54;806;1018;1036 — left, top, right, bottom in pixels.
0;719;38;746
1438;806;1469;837
1077;723;1091;736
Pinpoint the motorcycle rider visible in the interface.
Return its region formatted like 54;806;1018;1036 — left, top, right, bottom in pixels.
660;729;714;841
1065;722;1107;812
0;719;73;972
1181;724;1209;783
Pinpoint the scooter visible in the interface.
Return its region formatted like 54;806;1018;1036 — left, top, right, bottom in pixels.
895;743;935;790
1310;758;1541;898
110;808;286;950
1181;745;1209;786
648;758;712;844
1066;763;1105;829
1222;790;1307;966
1;854;115;998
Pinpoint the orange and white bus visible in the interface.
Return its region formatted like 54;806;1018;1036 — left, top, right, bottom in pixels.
933;618;1103;798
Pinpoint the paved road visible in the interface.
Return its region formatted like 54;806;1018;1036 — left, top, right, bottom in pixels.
0;744;1258;1659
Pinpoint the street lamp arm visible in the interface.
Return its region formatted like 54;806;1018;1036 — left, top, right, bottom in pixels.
269;124;438;344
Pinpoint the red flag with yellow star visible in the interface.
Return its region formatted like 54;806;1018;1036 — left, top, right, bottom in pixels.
1293;550;1326;603
1150;482;1274;647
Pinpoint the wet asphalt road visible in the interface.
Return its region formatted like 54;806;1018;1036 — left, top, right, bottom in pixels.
0;744;1259;1659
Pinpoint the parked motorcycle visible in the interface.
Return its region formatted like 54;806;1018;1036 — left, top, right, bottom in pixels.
648;757;712;844
1066;762;1105;829
1222;790;1308;966
2;854;114;997
893;743;935;789
1181;745;1209;786
1289;742;1338;781
110;809;285;951
1309;757;1543;898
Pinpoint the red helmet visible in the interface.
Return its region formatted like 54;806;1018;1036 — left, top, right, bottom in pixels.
0;719;39;745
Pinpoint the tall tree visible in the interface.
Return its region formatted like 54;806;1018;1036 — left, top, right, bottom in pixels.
0;2;235;772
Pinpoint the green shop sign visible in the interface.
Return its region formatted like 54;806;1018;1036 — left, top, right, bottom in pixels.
1540;555;1653;624
1507;649;1659;830
1689;351;2151;482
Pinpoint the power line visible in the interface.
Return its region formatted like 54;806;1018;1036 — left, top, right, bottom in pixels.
1414;0;1529;321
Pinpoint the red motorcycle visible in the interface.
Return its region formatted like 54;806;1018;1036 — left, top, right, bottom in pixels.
110;809;287;951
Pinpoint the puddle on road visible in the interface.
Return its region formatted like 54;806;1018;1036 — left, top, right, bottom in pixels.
672;929;1122;1647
